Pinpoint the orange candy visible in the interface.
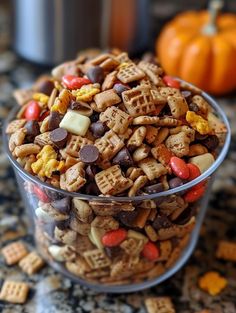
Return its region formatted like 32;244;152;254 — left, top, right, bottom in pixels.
170;156;190;179
102;229;127;247
184;185;205;202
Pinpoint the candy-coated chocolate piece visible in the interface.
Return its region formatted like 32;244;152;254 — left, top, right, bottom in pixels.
24;101;41;121
170;156;190;179
142;241;160;261
62;75;91;90
184;185;205;202
163;75;180;89
102;229;127;247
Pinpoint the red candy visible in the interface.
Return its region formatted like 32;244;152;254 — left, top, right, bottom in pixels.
102;229;127;247
187;163;201;181
170;156;190;179
142;241;159;261
33;186;49;202
163;75;180;89
184;185;205;203
24;101;41;121
62;75;91;89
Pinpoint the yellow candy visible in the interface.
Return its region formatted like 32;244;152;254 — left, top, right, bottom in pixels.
31;145;65;178
72;84;100;102
186;111;210;135
117;62;130;69
198;271;227;296
33;93;49;105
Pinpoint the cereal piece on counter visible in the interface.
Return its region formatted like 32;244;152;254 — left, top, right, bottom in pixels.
8;128;27;152
0;281;30;304
60;162;86;192
59;110;91;136
65;135;92;158
2;241;28;265
100;106;131;134
122;87;160;117
198;271;228;296
95;130;124;161
189;153;215;174
165;132;191;158
94;89;121;111
19;251;45;275
117;62;145;83
127;126;146;150
167;95;188;118
138;60;163;85
138;157;167;180
6;119;26;134
186;111;210;135
72;84;100;102
83;249;111;269
216;240;236;262
145;297;176;313
95;165;133;195
51;89;73;114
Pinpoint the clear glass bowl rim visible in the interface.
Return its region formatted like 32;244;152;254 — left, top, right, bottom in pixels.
3;83;231;202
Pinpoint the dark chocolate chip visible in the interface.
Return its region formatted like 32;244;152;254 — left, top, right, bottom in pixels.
48;111;63;131
70;100;87;111
51;197;71;214
79;145;99;164
118;210;138;228
104;246;122;259
189;102;199;112
90;121;107;138
90;113;100;123
37;80;55;96
86;66;104;84
181;90;192;102
45;190;63;201
85;182;100;195
112;147;133;168
50;128;68;149
144;183;163;194
201;135;219;151
169;177;184;189
24;120;40;139
152;214;172;231
113;83;130;96
86;165;98;181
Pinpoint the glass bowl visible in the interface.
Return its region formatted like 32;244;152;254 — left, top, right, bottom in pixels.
3;88;231;293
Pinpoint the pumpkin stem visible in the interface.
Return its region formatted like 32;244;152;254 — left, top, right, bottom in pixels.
202;0;224;35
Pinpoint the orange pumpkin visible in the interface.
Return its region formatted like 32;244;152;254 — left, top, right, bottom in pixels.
156;1;236;95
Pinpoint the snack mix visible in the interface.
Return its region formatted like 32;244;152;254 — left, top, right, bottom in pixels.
6;50;227;286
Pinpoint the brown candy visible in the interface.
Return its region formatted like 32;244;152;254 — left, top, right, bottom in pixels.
24;120;40;140
112;147;133;168
201;135;219;150
152;214;172;231
50;128;68;149
48;111;62;131
113;83;130;96
144;183;164;194
51;197;71;214
86;66;104;84
90;121;107;138
79;145;100;164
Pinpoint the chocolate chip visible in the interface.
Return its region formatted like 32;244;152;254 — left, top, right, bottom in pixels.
24;120;40;140
152;214;172;231
113;83;130;96
90;122;107;138
37;80;55;96
112;148;133;168
79;145;99;164
86;66;104;84
90;113;100;123
70;100;87;110
195;132;208;140
51;197;71;213
85;182;100;195
104;246;122;259
181;91;192;103
174;206;197;225
118;210;138;228
201;135;219;151
189;102;199;112
144;183;163;194
169;177;184;189
86;165;98;180
50;128;68;149
48;111;62;131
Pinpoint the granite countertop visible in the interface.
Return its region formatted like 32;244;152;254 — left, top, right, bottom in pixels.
0;52;236;313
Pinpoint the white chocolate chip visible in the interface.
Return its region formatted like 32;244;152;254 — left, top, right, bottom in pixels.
189;153;215;173
59;110;91;136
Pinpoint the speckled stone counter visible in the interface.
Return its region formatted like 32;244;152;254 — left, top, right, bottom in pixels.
0;48;236;313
